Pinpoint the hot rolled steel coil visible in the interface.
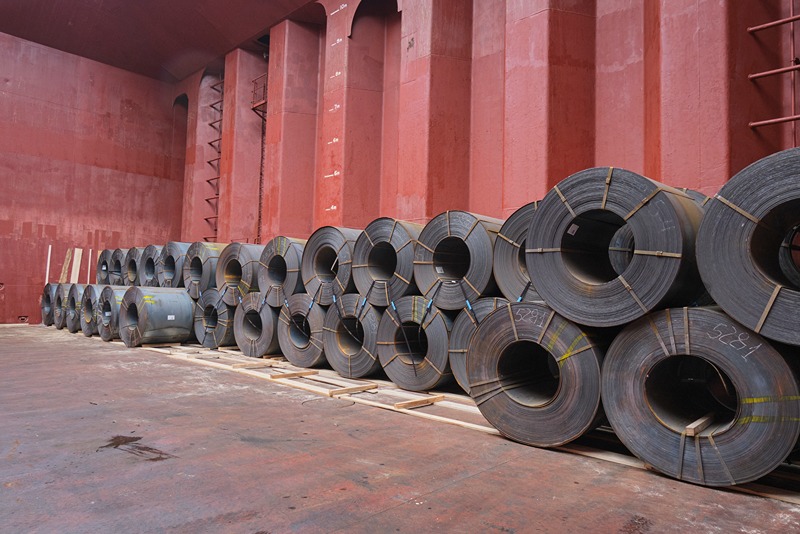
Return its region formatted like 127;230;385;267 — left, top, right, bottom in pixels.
258;236;307;309
183;241;229;300
323;293;382;378
65;284;87;333
215;243;265;307
602;306;800;486
376;295;453;391
697;148;800;346
414;211;503;311
119;287;194;347
98;285;128;341
53;283;71;330
494;202;543;303
41;283;57;326
233;292;280;357
352;217;423;307
140;245;163;287
96;249;114;284
779;225;800;289
192;288;236;348
80;284;102;337
526;167;705;327
448;297;508;394
156;241;191;288
277;293;327;368
123;247;145;286
467;302;606;447
302;227;361;306
109;248;129;286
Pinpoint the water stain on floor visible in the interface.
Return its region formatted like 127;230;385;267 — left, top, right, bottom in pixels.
97;435;176;461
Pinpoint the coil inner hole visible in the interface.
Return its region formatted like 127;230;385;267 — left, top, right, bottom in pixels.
144;258;156;280
163;256;176;281
203;305;218;329
645;355;738;434
752;203;800;290
127;259;138;282
189;257;203;283
267;255;287;286
125;303;139;330
83;297;94;322
497;341;561;407
242;310;262;340
225;259;243;287
561;209;626;284
100;261;109;273
102;300;112;326
314;246;339;283
368;242;397;281
68;296;78;314
111;259;122;277
608;225;635;275
433;237;470;281
395;321;428;365
290;314;312;348
336;317;364;355
43;293;52;314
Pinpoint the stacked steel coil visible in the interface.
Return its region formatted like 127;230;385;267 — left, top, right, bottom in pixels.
493;203;542;303
119;287;194;347
233;292;280;357
277;293;326;368
52;283;71;330
98;285;128;341
193;288;235;349
109;249;129;285
258;236;307;308
96;249;113;284
80;284;102;337
65;284;86;333
140;245;163;287
41;283;57;326
302;227;361;306
184;242;229;299
156;241;191;288
123;247;145;286
216;243;265;306
323;293;382;378
448;297;507;394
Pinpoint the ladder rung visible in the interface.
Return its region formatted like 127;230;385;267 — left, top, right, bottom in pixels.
206;176;220;183
204;215;219;221
204;196;219;202
211;80;224;91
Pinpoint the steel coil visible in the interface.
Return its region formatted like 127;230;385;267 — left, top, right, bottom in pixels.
96;249;113;284
119;287;195;347
98;285;128;341
277;293;327;368
448;297;508;394
53;283;71;330
192;288;236;348
376;295;454;391
467;302;606;447
65;284;86;333
140;245;163;287
123;247;145;286
257;236;307;308
494;203;543;303
80;284;102;337
233;292;280;357
323;293;382;378
302;227;361;306
602;306;800;486
156;241;191;288
41;283;57;326
352;217;423;307
109;248;129;285
414;211;503;311
526;167;705;327
215;243;265;306
779;225;800;288
183;241;229;299
697;148;800;346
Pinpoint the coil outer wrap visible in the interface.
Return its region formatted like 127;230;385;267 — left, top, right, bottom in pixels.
526;167;705;327
96;249;114;284
216;243;265;306
157;242;191;288
53;283;72;330
258;236;307;309
123;247;145;286
467;302;606;447
494;203;543;303
377;295;453;391
414;210;503;311
98;285;128;341
302;227;361;306
140;245;163;287
119;287;195;347
233;292;281;357
697;148;800;346
41;283;57;326
353;217;423;307
323;293;382;378
193;288;236;348
448;297;508;394
602;307;800;486
184;242;229;299
80;284;102;337
277;293;327;368
65;284;86;333
109;249;129;286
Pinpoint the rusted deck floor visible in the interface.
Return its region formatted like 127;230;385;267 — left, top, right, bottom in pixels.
2;325;799;533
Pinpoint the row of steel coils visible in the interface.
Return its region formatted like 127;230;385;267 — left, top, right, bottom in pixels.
41;148;800;487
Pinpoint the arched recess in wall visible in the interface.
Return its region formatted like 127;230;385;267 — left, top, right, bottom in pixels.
343;0;401;224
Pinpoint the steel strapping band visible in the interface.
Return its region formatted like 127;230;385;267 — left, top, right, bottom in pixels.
618;275;648;313
714;194;760;225
755;284;782;333
600;166;614;210
553;185;576;217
